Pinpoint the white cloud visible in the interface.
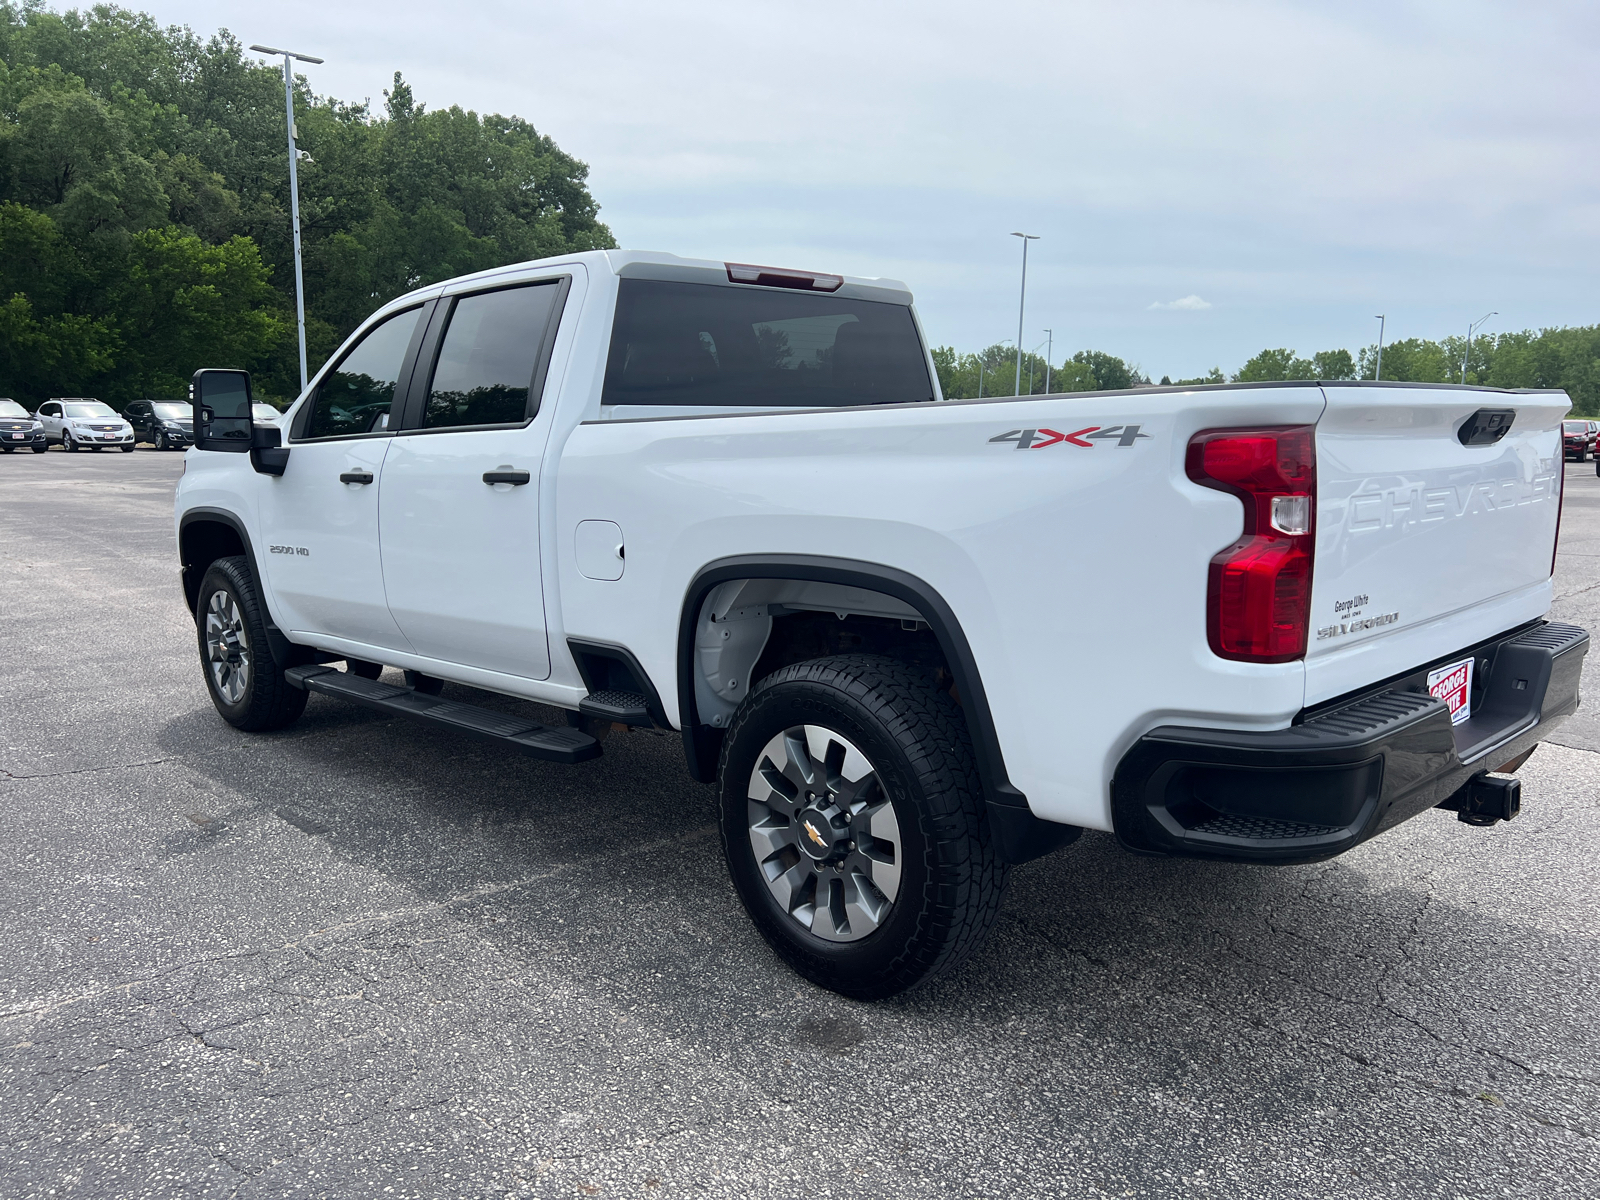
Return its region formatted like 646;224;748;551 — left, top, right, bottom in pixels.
1148;295;1213;311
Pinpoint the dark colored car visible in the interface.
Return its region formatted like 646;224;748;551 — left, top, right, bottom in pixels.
0;398;47;453
125;398;195;450
1563;419;1597;462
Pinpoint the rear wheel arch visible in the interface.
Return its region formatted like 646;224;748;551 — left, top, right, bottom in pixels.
676;556;1019;799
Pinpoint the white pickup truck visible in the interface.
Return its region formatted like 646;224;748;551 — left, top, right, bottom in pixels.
176;250;1588;998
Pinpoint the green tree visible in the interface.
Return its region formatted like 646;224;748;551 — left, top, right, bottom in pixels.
1236;348;1314;382
1312;349;1356;380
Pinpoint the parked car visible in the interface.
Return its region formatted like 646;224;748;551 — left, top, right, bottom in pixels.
1562;419;1597;461
252;403;283;424
0;398;47;453
124;398;196;449
36;398;134;451
175;249;1588;1000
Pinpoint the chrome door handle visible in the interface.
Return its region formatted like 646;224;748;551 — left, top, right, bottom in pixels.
339;470;373;485
482;469;531;486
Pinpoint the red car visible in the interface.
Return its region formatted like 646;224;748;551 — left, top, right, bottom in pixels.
1563;419;1598;462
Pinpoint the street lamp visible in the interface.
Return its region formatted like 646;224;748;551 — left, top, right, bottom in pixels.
1462;311;1497;384
1373;314;1386;381
1043;329;1053;394
250;44;324;394
1011;232;1039;396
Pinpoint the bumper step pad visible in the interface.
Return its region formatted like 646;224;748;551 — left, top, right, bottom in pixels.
285;665;602;764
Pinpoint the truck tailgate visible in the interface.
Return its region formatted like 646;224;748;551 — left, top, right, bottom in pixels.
1306;385;1568;705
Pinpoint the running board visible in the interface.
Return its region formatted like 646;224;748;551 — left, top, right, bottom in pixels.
285;665;602;764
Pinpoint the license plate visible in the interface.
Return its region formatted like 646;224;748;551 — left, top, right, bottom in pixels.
1427;657;1475;725
9;433;23;440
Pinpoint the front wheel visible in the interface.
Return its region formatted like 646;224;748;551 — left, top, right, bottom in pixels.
30;443;46;454
62;432;76;452
119;442;134;453
717;654;1008;999
195;556;308;731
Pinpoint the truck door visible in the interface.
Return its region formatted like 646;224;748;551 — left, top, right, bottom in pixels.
259;303;429;650
377;277;571;681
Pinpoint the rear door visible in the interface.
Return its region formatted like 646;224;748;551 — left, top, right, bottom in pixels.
377;275;572;680
1306;385;1568;704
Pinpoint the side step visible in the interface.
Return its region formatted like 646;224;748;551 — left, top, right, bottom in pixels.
577;689;653;727
286;665;602;764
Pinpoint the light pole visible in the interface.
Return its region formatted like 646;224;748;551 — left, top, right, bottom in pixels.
251;44;324;394
1373;314;1386;381
1462;311;1496;384
1043;329;1053;394
1011;232;1039;396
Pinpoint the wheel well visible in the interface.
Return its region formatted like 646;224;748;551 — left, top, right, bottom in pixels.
688;577;952;735
179;519;247;613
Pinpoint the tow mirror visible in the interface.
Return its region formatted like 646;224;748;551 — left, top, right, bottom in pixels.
191;369;253;452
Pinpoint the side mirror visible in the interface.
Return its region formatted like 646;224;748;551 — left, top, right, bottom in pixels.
191;369;254;452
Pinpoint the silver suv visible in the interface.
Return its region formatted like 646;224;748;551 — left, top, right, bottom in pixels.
35;399;134;452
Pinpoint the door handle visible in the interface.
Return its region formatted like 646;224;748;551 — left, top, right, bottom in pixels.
339;470;374;485
482;469;531;486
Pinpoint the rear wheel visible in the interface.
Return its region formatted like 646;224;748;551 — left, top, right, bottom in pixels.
717;654;1008;999
195;556;308;731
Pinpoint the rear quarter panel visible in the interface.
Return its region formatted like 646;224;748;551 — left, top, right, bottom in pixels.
555;386;1324;831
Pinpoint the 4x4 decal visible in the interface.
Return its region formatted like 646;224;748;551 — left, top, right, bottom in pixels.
989;425;1151;449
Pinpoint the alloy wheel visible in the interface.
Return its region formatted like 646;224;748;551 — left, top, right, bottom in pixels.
204;588;251;706
746;724;902;943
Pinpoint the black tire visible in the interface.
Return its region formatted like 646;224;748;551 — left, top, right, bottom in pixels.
119;443;133;453
62;433;76;452
1;446;11;453
195;556;308;731
717;654;1008;1000
31;443;45;454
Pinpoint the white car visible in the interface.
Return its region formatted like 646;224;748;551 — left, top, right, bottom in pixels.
174;250;1589;999
36;398;134;452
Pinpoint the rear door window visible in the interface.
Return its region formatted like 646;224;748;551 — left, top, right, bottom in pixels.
418;283;564;430
301;307;425;440
601;279;933;408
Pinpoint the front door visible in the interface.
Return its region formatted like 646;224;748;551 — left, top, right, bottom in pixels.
378;279;568;680
259;303;428;650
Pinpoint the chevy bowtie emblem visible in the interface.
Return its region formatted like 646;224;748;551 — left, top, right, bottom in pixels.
803;819;827;848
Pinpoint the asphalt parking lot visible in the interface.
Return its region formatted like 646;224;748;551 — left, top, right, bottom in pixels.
2;444;1598;1200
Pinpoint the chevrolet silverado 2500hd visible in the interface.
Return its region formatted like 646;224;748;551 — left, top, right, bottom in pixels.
176;250;1588;999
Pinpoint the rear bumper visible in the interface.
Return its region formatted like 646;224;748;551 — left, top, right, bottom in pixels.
1112;620;1588;864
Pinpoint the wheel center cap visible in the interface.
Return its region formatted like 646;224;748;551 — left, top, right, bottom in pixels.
797;805;845;861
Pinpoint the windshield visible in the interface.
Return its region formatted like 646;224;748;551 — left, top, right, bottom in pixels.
64;402;115;418
0;400;28;418
152;403;189;419
1564;421;1586;432
602;280;934;408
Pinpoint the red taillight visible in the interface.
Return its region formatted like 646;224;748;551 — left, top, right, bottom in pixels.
1186;426;1317;663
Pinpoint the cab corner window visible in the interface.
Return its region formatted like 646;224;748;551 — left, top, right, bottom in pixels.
421;283;561;430
303;306;424;440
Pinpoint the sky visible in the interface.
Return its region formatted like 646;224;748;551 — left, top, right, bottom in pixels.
148;0;1600;380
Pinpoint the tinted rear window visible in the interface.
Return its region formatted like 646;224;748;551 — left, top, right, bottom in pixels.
602;279;933;408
